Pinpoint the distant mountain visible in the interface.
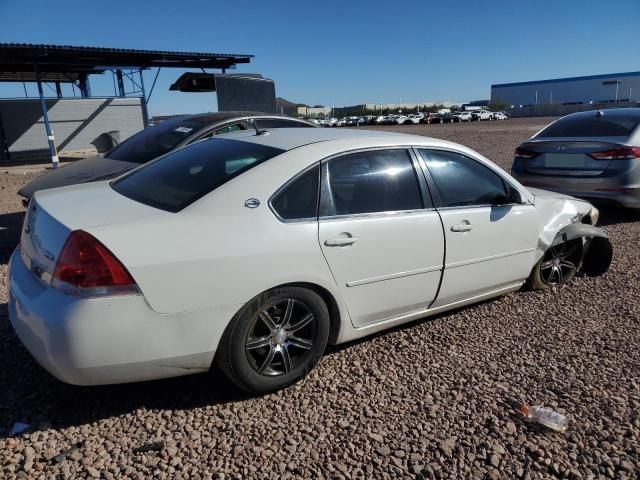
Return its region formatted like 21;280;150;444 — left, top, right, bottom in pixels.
276;97;308;115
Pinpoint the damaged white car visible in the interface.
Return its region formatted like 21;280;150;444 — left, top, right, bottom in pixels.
8;128;612;393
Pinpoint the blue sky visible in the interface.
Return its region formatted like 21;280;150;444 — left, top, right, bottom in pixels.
0;0;637;115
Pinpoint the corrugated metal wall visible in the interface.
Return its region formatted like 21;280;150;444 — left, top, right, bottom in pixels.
0;97;145;162
491;75;640;107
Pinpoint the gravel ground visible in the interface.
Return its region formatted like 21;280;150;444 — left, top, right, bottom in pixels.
1;118;640;479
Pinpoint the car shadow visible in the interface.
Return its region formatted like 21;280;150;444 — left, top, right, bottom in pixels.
0;303;251;439
0;211;24;266
0;294;506;438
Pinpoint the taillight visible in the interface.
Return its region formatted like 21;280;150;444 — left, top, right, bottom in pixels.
514;147;540;159
52;230;138;296
588;146;640;160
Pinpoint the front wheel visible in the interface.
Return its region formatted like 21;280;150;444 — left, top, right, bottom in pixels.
215;287;330;393
528;240;582;289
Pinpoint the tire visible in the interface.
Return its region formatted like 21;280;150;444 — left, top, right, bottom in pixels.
215;286;330;393
527;239;583;290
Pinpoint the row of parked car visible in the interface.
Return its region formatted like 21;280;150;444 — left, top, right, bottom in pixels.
310;110;510;127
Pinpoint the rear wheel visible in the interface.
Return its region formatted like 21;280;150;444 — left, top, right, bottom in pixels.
528;240;582;289
215;287;330;393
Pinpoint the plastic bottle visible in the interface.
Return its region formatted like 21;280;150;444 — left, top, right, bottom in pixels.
520;405;568;432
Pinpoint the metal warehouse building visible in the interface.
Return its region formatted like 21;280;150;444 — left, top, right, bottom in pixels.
491;71;640;107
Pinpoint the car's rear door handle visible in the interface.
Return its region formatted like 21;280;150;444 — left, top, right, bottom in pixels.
451;222;472;232
324;237;359;247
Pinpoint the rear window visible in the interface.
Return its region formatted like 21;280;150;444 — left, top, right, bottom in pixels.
538;114;640;138
112;138;285;212
107;119;204;164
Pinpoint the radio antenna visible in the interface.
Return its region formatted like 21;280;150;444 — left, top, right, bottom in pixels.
249;118;268;135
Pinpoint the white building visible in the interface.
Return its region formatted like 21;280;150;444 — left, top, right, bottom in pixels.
491;71;640;107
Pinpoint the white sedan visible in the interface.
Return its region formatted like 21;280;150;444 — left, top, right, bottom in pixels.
8;128;612;393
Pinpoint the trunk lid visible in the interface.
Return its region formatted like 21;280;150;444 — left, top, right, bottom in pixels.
518;139;629;177
21;181;166;284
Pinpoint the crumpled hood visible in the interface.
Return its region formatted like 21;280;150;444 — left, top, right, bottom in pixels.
18;156;138;199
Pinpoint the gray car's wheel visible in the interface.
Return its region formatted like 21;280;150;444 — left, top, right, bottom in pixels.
528;239;582;289
215;287;330;393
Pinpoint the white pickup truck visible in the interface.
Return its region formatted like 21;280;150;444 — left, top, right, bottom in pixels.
472;110;493;121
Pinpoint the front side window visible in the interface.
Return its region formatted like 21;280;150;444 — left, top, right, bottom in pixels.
112;138;285;212
419;149;507;208
321;149;424;216
271;165;320;220
214;123;247;135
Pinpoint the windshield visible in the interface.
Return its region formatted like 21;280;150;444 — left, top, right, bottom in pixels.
112;138;285;212
107;118;204;164
538;113;640;138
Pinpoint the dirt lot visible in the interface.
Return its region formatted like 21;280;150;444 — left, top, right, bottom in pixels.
1;117;640;479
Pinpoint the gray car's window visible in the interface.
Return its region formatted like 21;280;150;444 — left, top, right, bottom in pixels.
107;120;204;164
255;119;314;129
214;123;247;135
419;149;507;208
538;114;640;138
112;138;285;212
321;149;423;216
271;165;320;220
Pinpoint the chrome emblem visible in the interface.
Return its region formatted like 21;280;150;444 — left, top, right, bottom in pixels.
244;198;260;209
556;145;566;152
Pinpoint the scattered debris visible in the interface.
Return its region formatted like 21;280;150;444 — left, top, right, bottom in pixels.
520;404;568;432
9;422;31;435
49;441;85;464
133;441;165;454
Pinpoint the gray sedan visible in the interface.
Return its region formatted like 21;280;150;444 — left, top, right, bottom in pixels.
511;108;640;208
18;112;316;201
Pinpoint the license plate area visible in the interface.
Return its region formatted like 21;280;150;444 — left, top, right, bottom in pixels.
543;154;588;169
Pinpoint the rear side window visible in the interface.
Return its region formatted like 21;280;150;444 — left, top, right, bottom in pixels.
271;166;320;220
112;138;285;212
107;119;203;164
321;149;424;216
419;149;507;208
538;114;640;138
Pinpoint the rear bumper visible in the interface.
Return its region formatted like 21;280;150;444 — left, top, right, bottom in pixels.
8;247;241;385
512;168;640;209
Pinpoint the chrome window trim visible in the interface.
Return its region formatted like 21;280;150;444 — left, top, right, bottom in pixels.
319;207;437;222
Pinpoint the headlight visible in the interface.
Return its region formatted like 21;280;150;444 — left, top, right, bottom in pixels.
588;206;599;226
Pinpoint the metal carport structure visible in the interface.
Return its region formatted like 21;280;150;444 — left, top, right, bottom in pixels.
0;43;253;167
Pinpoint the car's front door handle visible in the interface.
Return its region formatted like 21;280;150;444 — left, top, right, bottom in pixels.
324;237;359;247
451;222;472;232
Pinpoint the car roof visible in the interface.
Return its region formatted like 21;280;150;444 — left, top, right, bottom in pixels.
216;127;452;151
158;111;312;128
562;107;640;120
